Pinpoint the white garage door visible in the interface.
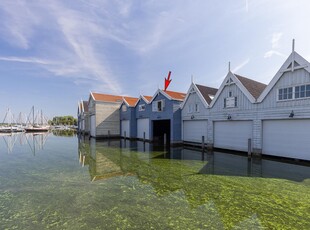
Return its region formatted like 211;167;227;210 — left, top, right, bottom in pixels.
121;120;130;137
137;118;149;140
90;115;96;137
263;119;310;161
214;121;252;152
183;120;207;143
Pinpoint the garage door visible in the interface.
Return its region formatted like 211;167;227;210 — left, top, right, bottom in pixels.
214;121;252;152
121;120;130;137
137;118;149;140
90;115;96;137
183;120;207;143
263;119;310;161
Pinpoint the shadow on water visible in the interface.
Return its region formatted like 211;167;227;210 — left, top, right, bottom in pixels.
79;137;310;183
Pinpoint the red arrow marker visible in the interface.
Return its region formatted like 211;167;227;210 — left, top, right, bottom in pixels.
164;71;172;91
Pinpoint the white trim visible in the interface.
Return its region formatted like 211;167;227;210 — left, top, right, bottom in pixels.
210;72;256;108
257;51;310;103
180;83;209;109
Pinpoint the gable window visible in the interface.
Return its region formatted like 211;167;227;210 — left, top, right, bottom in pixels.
278;87;293;100
152;100;165;112
295;84;310;99
188;104;193;113
224;96;237;108
121;104;127;112
139;104;145;111
195;103;199;112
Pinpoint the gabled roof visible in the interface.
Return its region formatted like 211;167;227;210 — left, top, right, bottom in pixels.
181;83;218;109
150;89;186;103
235;74;267;99
122;96;139;107
143;96;153;102
210;71;266;107
82;101;88;112
164;90;187;101
196;84;218;104
91;92;123;103
257;51;310;102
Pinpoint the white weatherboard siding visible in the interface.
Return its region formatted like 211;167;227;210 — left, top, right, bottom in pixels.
90;115;96;137
121;120;130;137
262;119;310;161
183;120;207;143
137;118;149;140
214;121;252;152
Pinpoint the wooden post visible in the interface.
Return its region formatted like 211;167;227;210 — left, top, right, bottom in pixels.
202;136;205;150
124;131;126;140
248;138;252;159
108;130;110;139
143;132;145;142
164;133;167;146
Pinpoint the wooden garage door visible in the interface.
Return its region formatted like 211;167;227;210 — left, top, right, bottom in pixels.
263;119;310;161
183;120;207;143
214;121;252;152
137;118;149;140
121;120;130;137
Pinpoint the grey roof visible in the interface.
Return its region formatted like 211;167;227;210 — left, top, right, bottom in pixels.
235;74;267;99
196;84;218;104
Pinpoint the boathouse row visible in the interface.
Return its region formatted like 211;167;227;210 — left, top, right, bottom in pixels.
77;47;310;161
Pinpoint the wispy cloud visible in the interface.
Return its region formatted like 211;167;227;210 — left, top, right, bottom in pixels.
264;32;286;58
0;56;51;65
232;58;250;73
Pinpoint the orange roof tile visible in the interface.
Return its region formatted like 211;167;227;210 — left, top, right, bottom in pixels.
143;95;153;102
164;90;187;101
123;96;139;107
92;93;123;103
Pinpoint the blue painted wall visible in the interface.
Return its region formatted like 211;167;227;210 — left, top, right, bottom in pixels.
120;102;137;138
150;92;182;143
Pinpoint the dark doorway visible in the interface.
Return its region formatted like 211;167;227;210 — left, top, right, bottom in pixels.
153;120;170;145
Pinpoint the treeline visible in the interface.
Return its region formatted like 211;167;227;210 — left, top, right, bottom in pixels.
49;116;77;125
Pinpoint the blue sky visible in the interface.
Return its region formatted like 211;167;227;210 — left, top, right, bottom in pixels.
1;0;310;120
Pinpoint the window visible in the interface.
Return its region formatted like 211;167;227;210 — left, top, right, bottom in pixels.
195;103;199;112
294;84;310;99
139;104;145;111
280;84;310;100
188;104;193;113
152;100;165;112
229;91;232;97
121;104;127;112
278;87;293;100
224;97;237;108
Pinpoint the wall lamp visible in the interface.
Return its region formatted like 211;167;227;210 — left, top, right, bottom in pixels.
289;110;294;118
227;114;232;120
191;115;195;120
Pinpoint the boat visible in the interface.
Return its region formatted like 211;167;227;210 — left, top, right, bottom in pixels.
0;108;25;133
24;106;50;132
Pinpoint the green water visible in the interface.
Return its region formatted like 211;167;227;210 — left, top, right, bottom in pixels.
0;133;309;229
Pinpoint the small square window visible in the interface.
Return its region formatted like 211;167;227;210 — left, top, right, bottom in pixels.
295;86;300;99
229;91;232;97
306;85;310;97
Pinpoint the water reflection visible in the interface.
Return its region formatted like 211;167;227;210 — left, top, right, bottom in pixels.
0;132;49;154
79;138;310;183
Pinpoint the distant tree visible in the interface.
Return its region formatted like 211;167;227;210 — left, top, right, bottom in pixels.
49;116;77;125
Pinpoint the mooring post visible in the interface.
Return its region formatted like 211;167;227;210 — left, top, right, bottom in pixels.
164;133;167;146
202;136;205;150
248;138;252;159
124;131;126;140
108;130;110;139
143;132;145;142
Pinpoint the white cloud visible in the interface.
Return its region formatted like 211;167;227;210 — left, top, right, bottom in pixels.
264;50;286;58
0;56;51;65
271;32;282;49
232;58;250;73
264;32;286;58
